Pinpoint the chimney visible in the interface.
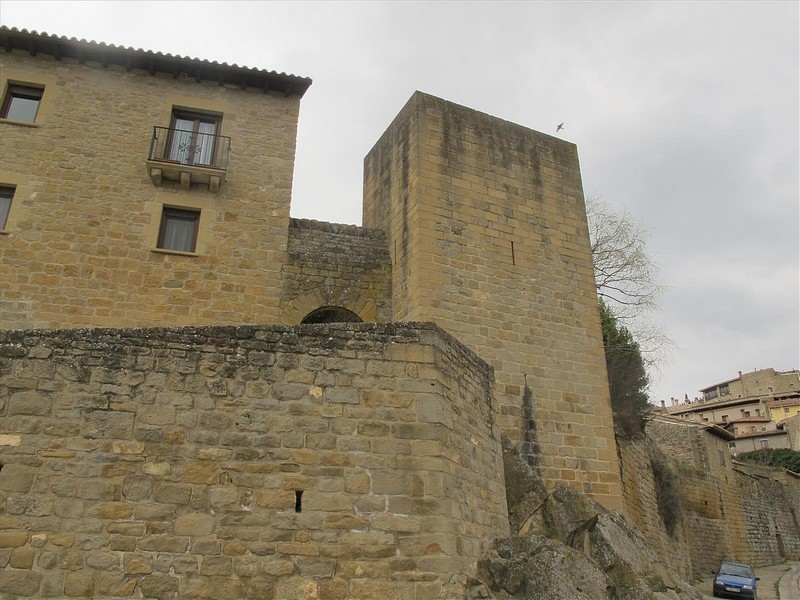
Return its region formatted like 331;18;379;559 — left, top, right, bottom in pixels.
660;400;666;408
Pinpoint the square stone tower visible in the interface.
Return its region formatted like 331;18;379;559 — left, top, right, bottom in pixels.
363;92;623;509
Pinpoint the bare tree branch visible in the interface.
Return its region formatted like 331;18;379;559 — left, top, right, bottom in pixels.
586;194;672;368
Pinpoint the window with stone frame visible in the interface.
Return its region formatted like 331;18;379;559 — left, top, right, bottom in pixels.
0;185;14;229
1;84;43;122
157;207;200;253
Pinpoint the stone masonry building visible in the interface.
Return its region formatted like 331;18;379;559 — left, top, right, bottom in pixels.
1;27;622;598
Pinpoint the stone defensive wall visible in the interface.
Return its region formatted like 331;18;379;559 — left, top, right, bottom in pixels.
0;323;509;599
280;219;393;324
618;419;800;581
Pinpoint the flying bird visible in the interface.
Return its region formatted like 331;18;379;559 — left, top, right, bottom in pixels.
556;122;564;132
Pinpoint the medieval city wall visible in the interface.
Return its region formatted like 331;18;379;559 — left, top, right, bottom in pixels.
363;91;623;510
619;420;800;581
0;323;509;600
0;48;300;330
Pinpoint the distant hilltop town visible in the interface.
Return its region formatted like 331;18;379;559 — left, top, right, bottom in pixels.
658;368;800;454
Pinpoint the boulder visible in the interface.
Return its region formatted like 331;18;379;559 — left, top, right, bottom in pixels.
473;436;705;600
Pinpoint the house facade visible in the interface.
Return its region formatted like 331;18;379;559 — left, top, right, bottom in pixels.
663;371;799;456
700;368;800;402
0;27;310;330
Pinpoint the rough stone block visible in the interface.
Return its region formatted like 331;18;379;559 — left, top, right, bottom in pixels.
0;464;36;493
154;483;192;505
201;555;233;576
6;495;53;516
184;462;220;485
0;570;43;597
82;411;134;439
124;553;153;574
325;388;360;404
372;472;409;495
87;501;133;520
7;390;53;415
192;539;221;555
140;574;179;599
0;434;22;447
139;536;189;553
65;571;94;597
175;513;216;536
416;395;453;428
0;530;29;548
142;462;171;476
86;550;120;571
9;545;35;568
39;571;66;597
179;575;210;599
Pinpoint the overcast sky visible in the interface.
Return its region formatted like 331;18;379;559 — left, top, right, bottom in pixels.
2;1;798;403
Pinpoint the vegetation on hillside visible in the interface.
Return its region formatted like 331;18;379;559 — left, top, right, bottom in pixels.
737;448;800;473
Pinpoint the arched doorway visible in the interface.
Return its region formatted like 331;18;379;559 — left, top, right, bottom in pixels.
300;306;363;324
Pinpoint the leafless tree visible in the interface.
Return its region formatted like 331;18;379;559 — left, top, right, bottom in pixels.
586;195;671;366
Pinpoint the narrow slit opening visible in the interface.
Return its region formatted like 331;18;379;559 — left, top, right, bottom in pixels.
295;490;303;513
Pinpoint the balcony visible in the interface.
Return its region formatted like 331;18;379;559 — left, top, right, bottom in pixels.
146;126;231;193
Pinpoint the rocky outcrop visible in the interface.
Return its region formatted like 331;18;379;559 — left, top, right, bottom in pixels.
469;435;705;600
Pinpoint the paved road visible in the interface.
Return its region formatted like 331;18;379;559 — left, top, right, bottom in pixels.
694;562;799;600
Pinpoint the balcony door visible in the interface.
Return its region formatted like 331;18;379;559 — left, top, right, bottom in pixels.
168;111;221;167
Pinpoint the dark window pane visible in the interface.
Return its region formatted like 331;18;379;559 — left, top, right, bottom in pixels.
158;208;199;252
2;86;43;122
0;186;13;228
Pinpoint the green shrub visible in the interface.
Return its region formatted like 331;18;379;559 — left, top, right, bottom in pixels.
737;448;800;473
600;301;651;439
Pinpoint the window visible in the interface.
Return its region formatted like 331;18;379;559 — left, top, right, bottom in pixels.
760;439;769;449
721;415;729;423
718;449;725;466
705;388;719;400
157;207;199;252
785;408;791;414
0;186;13;229
719;383;730;396
167;110;221;167
1;84;43;122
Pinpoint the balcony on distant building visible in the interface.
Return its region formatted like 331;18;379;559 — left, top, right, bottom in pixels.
146;125;231;193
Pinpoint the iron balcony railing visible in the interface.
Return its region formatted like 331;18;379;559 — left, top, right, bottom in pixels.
148;126;231;171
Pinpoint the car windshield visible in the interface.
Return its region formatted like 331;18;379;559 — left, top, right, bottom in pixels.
720;563;753;578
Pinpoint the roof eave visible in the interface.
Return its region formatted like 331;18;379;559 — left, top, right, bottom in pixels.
0;26;312;98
